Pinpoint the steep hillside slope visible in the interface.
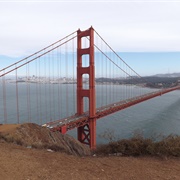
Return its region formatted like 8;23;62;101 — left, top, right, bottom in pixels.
0;123;90;156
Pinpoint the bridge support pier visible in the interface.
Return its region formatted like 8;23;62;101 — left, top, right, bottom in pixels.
77;118;96;149
89;117;96;149
77;27;96;150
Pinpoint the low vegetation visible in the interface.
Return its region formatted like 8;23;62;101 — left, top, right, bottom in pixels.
95;134;180;157
1;124;180;158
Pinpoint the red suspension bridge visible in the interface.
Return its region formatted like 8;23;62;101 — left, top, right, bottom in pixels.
0;27;179;149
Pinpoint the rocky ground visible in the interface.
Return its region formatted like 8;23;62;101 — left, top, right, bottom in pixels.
0;124;180;180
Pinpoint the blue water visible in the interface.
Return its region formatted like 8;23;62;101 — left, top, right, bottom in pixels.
98;91;180;143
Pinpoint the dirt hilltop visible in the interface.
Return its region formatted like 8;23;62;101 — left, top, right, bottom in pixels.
0;123;90;156
0;123;180;180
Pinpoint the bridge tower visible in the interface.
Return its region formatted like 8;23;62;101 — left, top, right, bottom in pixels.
77;27;96;149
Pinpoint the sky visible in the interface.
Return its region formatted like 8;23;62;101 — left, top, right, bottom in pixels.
0;0;180;76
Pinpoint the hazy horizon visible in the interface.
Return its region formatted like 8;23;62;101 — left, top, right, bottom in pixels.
1;51;180;77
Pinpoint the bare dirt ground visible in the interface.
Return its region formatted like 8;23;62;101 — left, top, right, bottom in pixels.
0;142;180;180
0;124;180;180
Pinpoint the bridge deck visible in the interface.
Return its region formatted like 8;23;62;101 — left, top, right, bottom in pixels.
44;86;180;133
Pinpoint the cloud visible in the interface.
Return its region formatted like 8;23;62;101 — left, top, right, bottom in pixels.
0;1;180;57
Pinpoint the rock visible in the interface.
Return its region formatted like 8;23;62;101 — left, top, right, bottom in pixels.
47;149;54;152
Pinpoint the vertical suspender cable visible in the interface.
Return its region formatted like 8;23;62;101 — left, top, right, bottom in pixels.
36;58;39;122
113;52;115;102
26;61;30;122
44;50;48;123
105;46;109;105
39;56;42;125
115;56;118;101
52;45;56;121
57;46;60;119
48;50;52;121
28;63;31;122
112;52;114;102
95;34;99;107
15;67;20;124
72;37;75;113
2;72;7;124
58;46;61;119
99;36;104;106
66;37;69;116
100;35;103;107
109;52;112;104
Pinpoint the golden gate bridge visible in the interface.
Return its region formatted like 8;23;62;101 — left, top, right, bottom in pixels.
0;27;179;149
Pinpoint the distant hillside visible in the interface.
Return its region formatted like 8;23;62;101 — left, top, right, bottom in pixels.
153;72;180;78
96;73;180;88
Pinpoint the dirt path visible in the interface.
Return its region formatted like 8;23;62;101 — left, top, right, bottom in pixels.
0;141;180;180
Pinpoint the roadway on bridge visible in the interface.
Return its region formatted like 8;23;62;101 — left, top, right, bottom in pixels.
44;86;180;132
